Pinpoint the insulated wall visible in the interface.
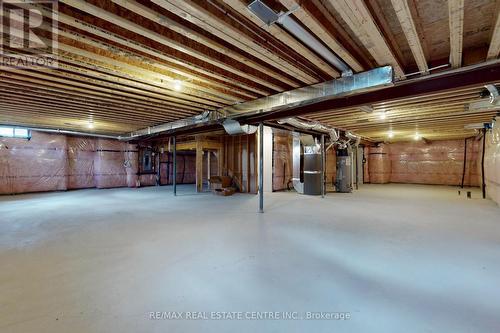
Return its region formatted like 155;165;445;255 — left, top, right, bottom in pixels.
67;136;96;189
0;131;68;194
484;119;500;205
94;138;138;189
368;144;391;184
368;139;481;186
0;131;139;195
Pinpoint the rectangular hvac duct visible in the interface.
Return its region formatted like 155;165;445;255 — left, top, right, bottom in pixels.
221;66;394;115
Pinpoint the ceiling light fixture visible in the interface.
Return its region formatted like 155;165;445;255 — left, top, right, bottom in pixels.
388;131;394;138
414;132;421;141
87;121;94;129
379;111;387;120
173;80;183;91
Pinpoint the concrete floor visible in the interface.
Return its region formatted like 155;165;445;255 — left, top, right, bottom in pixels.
0;184;499;333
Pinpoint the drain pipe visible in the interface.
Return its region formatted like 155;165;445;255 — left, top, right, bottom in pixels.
481;128;486;199
258;123;264;213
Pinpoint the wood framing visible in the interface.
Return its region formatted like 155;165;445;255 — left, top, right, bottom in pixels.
391;0;429;73
448;0;465;68
323;0;405;78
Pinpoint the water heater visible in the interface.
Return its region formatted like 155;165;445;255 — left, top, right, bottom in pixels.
335;148;352;193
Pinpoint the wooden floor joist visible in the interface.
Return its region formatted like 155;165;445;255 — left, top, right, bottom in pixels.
487;5;500;60
0;0;497;139
391;0;428;74
323;0;405;78
150;0;317;85
448;0;465;68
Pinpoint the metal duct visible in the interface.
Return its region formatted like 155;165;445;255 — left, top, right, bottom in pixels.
345;131;361;146
468;85;500;111
248;0;351;74
222;119;258;135
221;66;394;115
486;84;500;104
278;117;339;143
123;110;220;140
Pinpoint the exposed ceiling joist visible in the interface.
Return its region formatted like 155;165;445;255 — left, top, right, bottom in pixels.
391;0;429;74
323;0;405;79
59;0;291;92
111;0;325;84
150;0;318;85
19;1;271;98
448;0;465;68
487;4;500;60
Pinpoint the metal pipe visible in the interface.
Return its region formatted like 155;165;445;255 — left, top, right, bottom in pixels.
481;129;486;199
25;126;120;139
277;117;339;143
355;146;359;190
124;110;217;140
259;123;264;213
321;134;325;198
461;137;468;188
404;63;450;77
173;136;177;196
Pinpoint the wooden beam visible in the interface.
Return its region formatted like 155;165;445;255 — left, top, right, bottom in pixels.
151;0;317;85
448;0;464;68
0;76;199;116
59;0;287;92
0;68;204;115
52;8;266;97
112;0;316;84
487;3;500;60
14;1;269;97
324;0;405;78
391;0;428;73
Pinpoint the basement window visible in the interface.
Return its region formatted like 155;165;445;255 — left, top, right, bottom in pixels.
0;127;31;139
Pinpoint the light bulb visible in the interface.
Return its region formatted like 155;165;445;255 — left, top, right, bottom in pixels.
414;132;421;140
379;111;387;120
173;80;183;91
388;131;394;138
87;121;94;129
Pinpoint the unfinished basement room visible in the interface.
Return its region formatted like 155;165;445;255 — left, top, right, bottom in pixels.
1;0;500;332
